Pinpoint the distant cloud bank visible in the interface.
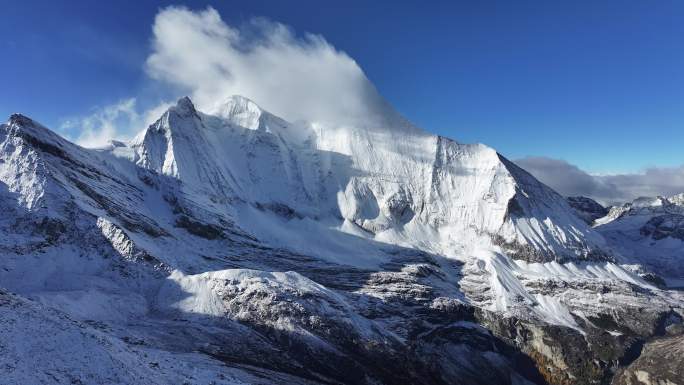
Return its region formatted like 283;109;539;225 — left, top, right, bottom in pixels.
515;156;684;205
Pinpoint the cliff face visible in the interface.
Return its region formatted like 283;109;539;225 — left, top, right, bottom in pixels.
567;196;609;225
613;332;684;385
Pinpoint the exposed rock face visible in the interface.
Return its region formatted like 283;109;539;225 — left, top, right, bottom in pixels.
1;98;683;385
640;214;684;241
153;269;539;385
482;308;684;385
613;333;684;385
567;196;609;225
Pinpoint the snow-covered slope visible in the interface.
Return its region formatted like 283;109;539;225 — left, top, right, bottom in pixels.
595;194;684;286
0;98;682;385
130;95;608;265
0;288;313;385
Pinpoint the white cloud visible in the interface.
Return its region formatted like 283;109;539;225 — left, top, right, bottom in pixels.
60;7;391;147
58;6;397;149
515;156;684;205
145;6;390;124
60;98;140;148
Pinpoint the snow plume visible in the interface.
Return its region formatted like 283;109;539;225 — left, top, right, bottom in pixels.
60;98;140;148
58;6;397;146
515;156;684;205
145;6;390;125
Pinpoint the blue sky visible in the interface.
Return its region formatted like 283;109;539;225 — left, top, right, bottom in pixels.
1;0;683;174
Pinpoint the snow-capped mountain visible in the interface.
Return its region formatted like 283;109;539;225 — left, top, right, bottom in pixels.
594;194;684;287
1;97;682;385
130;95;608;264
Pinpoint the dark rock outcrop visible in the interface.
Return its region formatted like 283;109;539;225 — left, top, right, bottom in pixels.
567;196;608;225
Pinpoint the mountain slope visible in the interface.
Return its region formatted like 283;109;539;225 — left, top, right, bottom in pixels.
595;194;684;287
0;98;682;385
130;95;609;265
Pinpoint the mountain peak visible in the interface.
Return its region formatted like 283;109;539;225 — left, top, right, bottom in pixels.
7;113;37;128
169;96;198;118
4;113;64;146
